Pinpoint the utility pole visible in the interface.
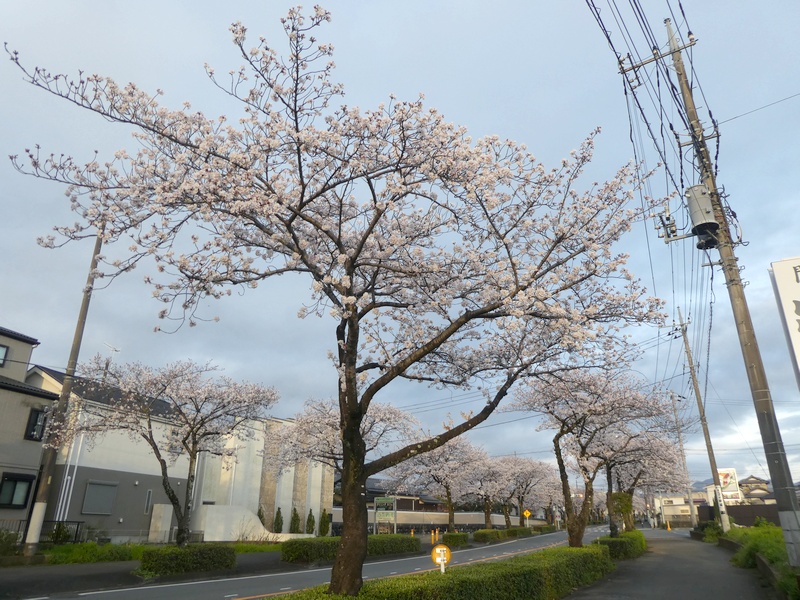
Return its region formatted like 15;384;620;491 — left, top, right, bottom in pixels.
24;229;103;556
664;19;800;564
677;308;727;531
670;389;697;528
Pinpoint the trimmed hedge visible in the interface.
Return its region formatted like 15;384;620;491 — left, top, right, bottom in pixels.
533;524;558;534
442;532;469;548
592;530;647;559
140;544;236;576
282;534;421;563
285;545;614;599
505;527;535;538
473;529;506;543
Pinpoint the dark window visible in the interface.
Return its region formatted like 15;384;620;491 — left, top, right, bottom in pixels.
24;408;47;441
0;344;8;367
144;489;153;515
82;481;118;515
0;473;35;508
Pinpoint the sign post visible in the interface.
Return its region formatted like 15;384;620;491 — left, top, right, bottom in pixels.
431;543;451;574
523;509;531;528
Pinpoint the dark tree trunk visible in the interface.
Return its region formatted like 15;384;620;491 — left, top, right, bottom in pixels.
607;464;620;538
328;418;368;596
445;487;456;530
483;499;492;529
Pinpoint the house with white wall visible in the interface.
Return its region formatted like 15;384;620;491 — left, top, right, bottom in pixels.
27;365;334;543
0;324;333;544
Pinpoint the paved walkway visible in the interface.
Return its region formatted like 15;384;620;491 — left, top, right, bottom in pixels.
567;528;779;599
0;529;782;599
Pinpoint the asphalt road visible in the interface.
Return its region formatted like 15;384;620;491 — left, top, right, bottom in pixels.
5;527;779;600
10;527;598;600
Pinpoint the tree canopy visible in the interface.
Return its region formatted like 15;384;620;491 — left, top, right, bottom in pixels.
10;7;663;594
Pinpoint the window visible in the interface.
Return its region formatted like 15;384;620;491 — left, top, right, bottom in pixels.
24;408;47;441
82;481;118;515
0;473;35;508
144;489;153;515
0;344;8;367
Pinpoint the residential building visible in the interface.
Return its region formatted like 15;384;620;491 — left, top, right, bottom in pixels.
0;324;333;543
0;327;58;527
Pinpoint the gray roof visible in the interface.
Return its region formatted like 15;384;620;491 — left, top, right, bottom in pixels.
35;365;173;417
0;373;58;400
0;326;40;346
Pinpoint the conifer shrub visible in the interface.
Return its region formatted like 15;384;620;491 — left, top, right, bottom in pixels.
306;509;315;535
273;507;284;533
318;508;330;537
289;507;302;534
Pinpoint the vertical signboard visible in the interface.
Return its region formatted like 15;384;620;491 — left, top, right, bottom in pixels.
770;257;800;393
717;468;742;502
374;496;396;534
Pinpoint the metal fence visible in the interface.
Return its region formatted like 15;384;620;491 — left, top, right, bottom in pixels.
0;520;84;544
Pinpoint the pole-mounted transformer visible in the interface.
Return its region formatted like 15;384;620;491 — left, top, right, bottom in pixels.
684;184;719;250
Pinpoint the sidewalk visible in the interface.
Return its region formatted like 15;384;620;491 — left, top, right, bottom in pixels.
566;528;779;599
0;529;781;599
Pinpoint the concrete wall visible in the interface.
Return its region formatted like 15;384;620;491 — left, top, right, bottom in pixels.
50;463;185;543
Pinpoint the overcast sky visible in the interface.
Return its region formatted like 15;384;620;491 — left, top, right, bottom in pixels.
2;1;798;489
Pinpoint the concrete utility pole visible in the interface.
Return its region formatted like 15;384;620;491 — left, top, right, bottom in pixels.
24;229;103;556
669;389;697;528
665;19;800;565
677;308;727;531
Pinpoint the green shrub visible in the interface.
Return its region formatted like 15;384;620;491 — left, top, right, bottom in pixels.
533;524;557;534
306;509;316;535
45;542;145;564
318;508;330;537
282;535;421;564
231;542;282;553
723;523;799;599
273;507;284;533
505;527;535;538
696;520;724;543
286;545;614;600
442;532;469;548
282;537;340;562
0;530;20;556
593;530;646;559
473;529;507;543
367;534;420;556
289;507;302;534
139;544;236;576
50;522;72;545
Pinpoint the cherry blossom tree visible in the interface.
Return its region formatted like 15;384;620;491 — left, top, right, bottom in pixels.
264;398;421;475
54;356;277;546
512;370;672;546
458;452;509;529
495;455;556;528
386;436;484;530
9;7;663;594
601;431;685;532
